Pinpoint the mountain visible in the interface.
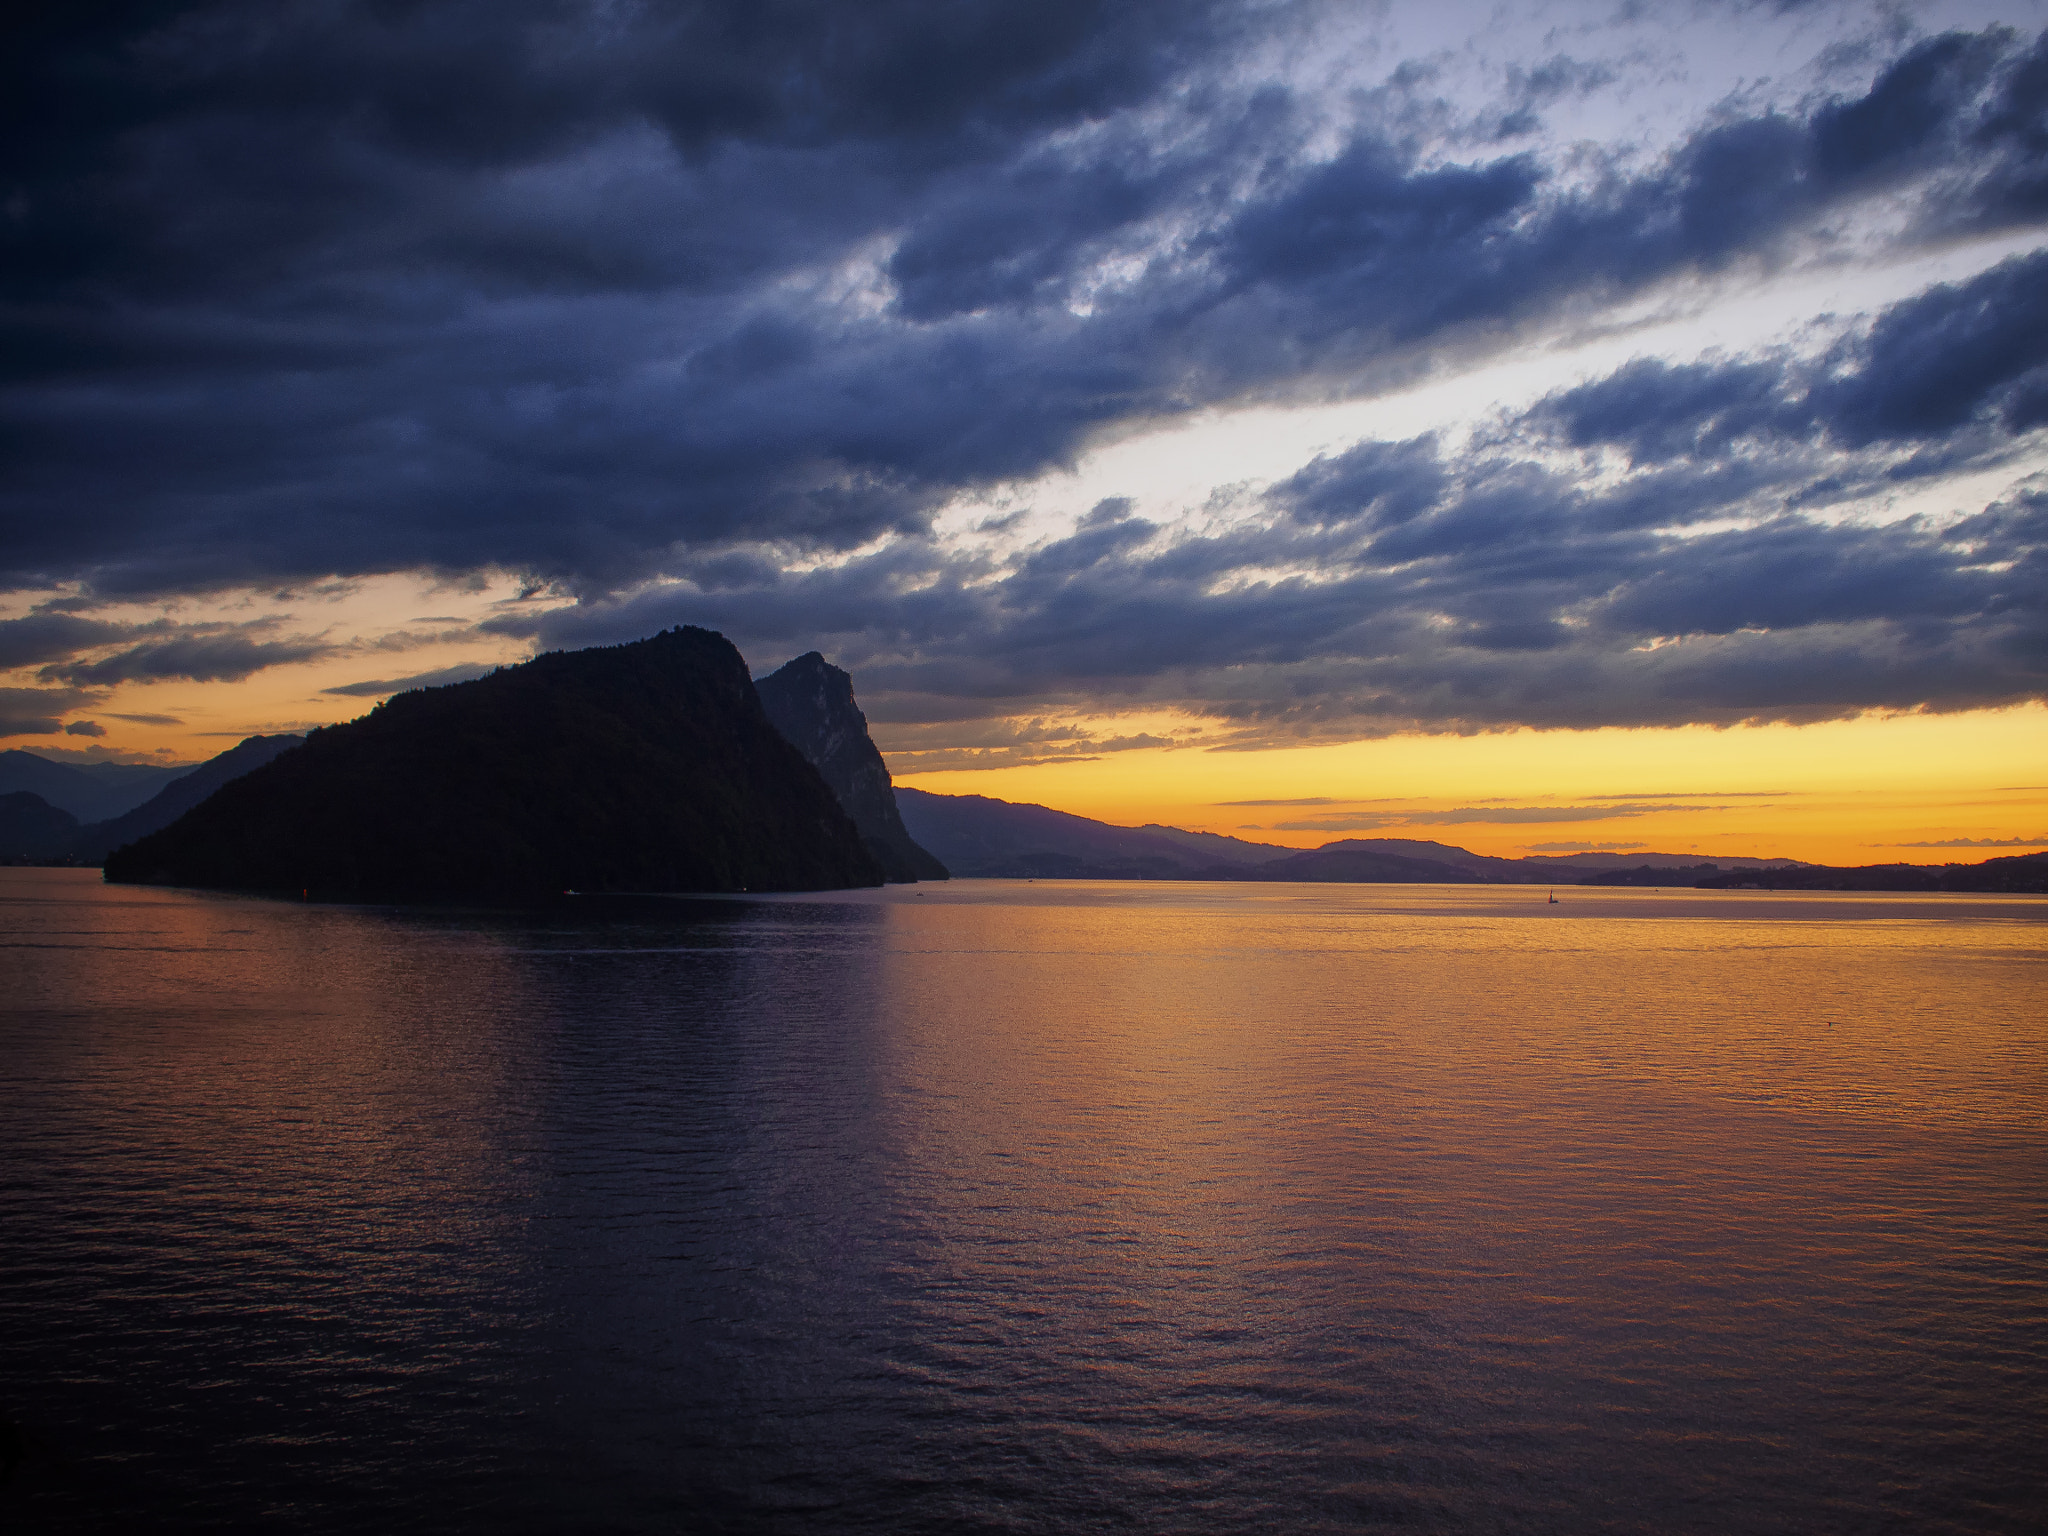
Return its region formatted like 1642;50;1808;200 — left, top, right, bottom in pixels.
1311;837;1509;869
889;789;1889;888
0;750;191;822
897;790;1497;880
1;792;78;859
896;787;1249;878
105;627;883;899
1692;853;2048;893
1226;845;1484;884
1310;837;1535;878
882;784;2043;892
1130;825;1296;865
897;793;1499;881
73;734;304;862
1311;840;1804;877
755;652;947;882
1946;851;2048;892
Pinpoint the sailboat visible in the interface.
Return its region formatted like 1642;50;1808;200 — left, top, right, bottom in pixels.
1547;890;1558;904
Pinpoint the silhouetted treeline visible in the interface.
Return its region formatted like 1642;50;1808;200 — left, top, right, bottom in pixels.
1576;855;2047;892
1690;853;2048;893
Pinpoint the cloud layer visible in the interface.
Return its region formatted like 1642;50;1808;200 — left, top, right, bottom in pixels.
4;3;2047;749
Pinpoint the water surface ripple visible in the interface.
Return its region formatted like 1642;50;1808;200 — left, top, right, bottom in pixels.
3;869;2044;1533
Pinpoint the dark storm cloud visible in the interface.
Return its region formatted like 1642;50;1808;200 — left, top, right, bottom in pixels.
499;453;2046;746
0;687;102;738
41;632;334;687
1533;249;2048;461
1196;29;2045;372
0;614;138;670
0;607;356;701
1826;249;2048;441
492;293;2048;748
2;0;1252;598
5;5;2048;743
6;8;2047;605
1945;26;2048;229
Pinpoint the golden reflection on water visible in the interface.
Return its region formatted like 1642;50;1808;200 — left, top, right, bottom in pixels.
4;870;2043;1534
858;881;2046;1133
846;881;2047;1524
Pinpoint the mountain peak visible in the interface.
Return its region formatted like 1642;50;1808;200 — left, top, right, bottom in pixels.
106;627;883;899
757;653;948;882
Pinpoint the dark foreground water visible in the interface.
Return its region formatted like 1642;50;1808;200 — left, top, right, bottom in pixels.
2;868;2044;1534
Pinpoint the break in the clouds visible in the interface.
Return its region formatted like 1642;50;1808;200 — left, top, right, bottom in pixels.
4;1;2048;751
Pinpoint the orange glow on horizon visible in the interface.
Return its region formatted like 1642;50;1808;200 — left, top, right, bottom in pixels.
892;705;2048;867
10;567;2041;872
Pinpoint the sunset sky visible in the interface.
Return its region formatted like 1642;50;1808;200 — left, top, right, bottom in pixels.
5;0;2046;863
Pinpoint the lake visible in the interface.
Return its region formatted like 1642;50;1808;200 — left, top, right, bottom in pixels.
3;867;2044;1533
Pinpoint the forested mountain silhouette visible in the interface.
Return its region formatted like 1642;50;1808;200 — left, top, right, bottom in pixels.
105;628;882;899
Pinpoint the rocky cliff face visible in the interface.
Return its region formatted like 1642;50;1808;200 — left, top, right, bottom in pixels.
106;628;884;899
756;652;948;882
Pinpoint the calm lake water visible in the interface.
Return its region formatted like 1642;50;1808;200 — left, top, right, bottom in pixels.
3;866;2044;1534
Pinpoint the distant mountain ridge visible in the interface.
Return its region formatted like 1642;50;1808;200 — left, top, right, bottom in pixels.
71;735;304;861
756;652;947;882
895;789;1260;879
895;786;2042;891
1129;824;1298;865
1304;838;1805;875
106;627;883;899
12;637;2035;895
0;791;79;859
0;749;191;822
1;736;304;863
894;788;1739;882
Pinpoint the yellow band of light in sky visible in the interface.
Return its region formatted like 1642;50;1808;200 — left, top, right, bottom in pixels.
894;704;2048;866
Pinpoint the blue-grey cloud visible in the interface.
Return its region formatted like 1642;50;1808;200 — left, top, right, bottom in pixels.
0;686;102;738
1529;247;2048;459
4;9;2045;605
41;633;334;687
6;6;2048;751
492;286;2048;743
0;614;137;670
